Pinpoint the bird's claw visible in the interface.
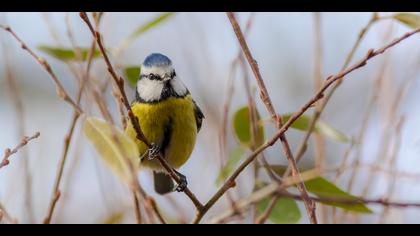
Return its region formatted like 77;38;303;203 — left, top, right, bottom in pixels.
140;143;161;161
173;170;188;192
148;143;161;160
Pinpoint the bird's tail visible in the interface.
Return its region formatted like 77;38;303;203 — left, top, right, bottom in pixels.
153;171;174;195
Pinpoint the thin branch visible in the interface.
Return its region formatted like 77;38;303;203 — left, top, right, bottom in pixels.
378;116;405;223
209;181;420;224
312;12;326;171
345;55;389;193
43;112;81;224
226;12;317;224
43;15;100;224
0;132;40;170
132;190;143;224
0;25;83;114
255;195;279;224
219;13;256;215
194;25;420;224
1;23;35;222
312;12;328;223
0;203;17;224
287;12;379;178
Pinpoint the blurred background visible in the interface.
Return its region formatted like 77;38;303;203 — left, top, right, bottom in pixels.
0;12;419;224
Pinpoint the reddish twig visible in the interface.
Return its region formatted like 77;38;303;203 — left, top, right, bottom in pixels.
0;132;40;170
226;12;317;224
1;24;35;222
209;181;420;224
0;25;83;114
0;203;17;224
43;15;100;224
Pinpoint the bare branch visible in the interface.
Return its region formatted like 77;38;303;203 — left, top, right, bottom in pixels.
226;12;317;224
0;132;40;170
43;14;100;224
0;203;17;224
210;183;420;224
0;25;83;114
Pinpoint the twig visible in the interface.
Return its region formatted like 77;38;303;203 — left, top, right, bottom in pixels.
239;47;282;222
287;13;379;178
43;112;81;224
378;116;405;223
312;12;328;223
219;13;256;216
280;190;420;210
43;16;99;224
194;25;420;224
132;190;143;224
345;56;389;192
0;202;17;224
255;195;279;224
1;24;35;222
0;25;83;114
0;132;40;170
40;13;121;223
226;12;317;224
312;12;326;172
209;180;420;224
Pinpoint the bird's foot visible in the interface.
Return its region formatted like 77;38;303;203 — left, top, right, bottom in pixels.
141;143;162;161
173;169;188;192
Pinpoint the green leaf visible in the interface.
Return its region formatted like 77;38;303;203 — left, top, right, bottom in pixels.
305;177;373;213
393;13;420;29
83;117;139;183
124;66;141;87
130;12;174;39
120;13;174;49
257;197;301;224
281;113;349;142
265;165;372;213
37;45;101;61
233;106;265;147
215;146;246;185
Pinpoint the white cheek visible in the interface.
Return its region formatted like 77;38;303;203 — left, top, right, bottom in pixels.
170;77;188;96
137;79;164;101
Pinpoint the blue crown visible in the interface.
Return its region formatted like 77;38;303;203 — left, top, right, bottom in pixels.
143;53;172;67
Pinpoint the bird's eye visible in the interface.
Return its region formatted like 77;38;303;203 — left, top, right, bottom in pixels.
149;74;159;80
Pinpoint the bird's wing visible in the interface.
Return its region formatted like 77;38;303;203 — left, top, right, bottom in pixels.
193;100;205;133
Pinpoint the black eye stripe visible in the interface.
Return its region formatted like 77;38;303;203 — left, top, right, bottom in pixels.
150;74;160;80
139;71;176;80
139;73;161;80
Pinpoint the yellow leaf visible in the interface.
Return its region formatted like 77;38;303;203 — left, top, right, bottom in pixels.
393;13;420;29
101;212;125;224
83;117;140;183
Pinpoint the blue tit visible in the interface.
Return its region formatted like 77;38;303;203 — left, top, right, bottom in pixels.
125;53;204;195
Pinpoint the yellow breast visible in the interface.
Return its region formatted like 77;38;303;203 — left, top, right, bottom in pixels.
125;95;197;170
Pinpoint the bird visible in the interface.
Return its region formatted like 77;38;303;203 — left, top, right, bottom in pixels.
125;53;204;195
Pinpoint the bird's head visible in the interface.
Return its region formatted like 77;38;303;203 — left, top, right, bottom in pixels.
140;53;176;82
136;53;188;103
